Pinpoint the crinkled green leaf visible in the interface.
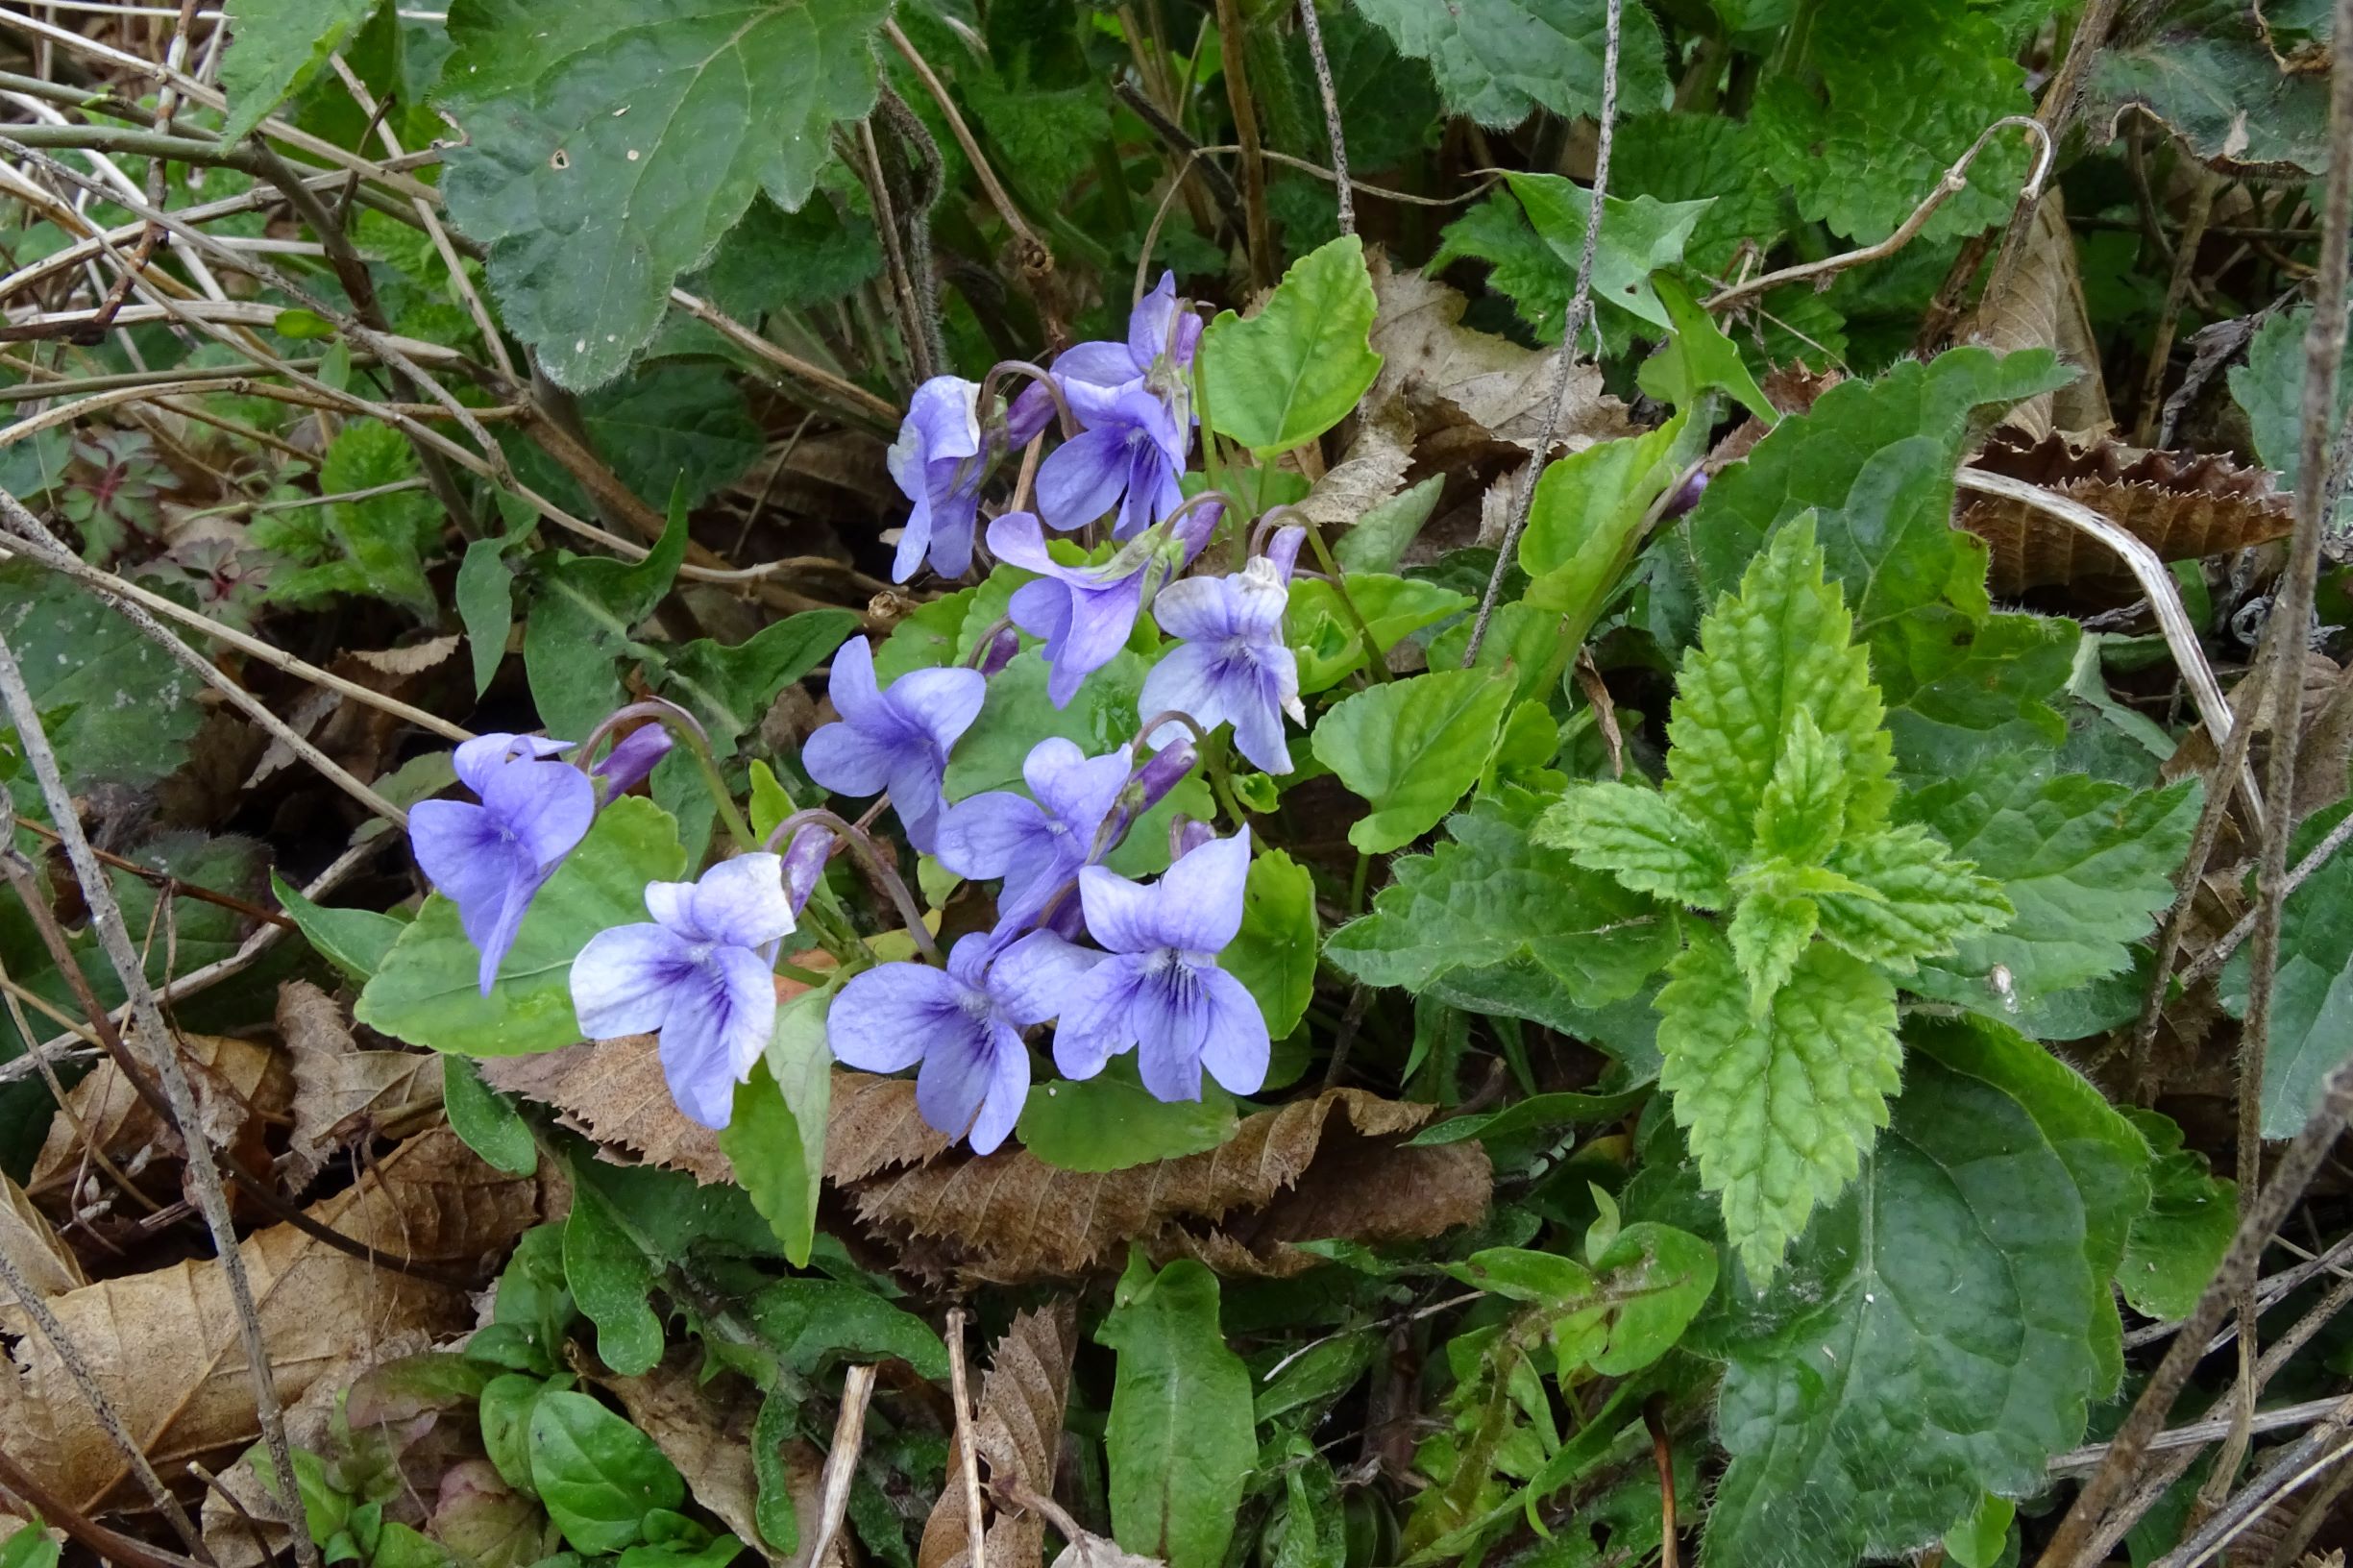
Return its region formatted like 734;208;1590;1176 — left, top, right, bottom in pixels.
1752;0;2033;244
1100;1256;1256;1568
2220;798;2353;1136
322;419;438;615
1752;710;1849;866
1667;516;1896;854
691;191;879;319
2119;1108;2236;1321
1703;1016;2146;1568
1655;927;1900;1278
355;796;688;1055
1904;756;2200;1013
1199;236;1384;456
1311;666;1515;853
220;0;375;141
1816;825;2011;971
2094;0;2332;176
1536;781;1730;908
1328;787;1679;1011
1352;0;1666;130
439;0;894;388
1727;873;1824;1013
1518;414;1690;635
1610;111;1785;275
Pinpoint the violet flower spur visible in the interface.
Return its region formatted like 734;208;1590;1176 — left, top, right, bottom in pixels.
988;506;1212;707
937;738;1132;931
886;377;987;582
570;854;797;1131
1053;828;1268;1104
801;636;985;854
1137;526;1307;774
827;930;1098;1153
409;732;595;995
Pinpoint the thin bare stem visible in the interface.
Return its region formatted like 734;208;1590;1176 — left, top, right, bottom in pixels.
808;1364;877;1568
1213;0;1273;288
1976;0;2123;314
1464;0;1623;665
885;20;1048;266
760;808;940;965
2180;805;2353;990
1295;0;1353;236
947;1308;989;1568
0;1439;208;1568
0;631;321;1568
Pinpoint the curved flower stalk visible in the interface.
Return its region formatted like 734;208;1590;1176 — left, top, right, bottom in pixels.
1036;273;1202;539
1138;525;1307;774
1052;827;1268;1103
570;854;797;1130
802;636;986;854
987;493;1219;707
826;930;1096;1152
409;732;596;994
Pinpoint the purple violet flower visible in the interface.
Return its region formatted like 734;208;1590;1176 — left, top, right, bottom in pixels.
593;723;673;799
938;738;1132;930
409;733;596;995
826;930;1099;1152
802;636;986;855
989;507;1213;707
1138;526;1307;774
1053;828;1269;1103
570;854;797;1130
887;377;987;582
1036;274;1201;540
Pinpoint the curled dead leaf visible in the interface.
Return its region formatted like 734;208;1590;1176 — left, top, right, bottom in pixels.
0;1173;86;1304
602;1348;820;1568
1958;429;2294;596
1294;395;1415;529
920;1301;1078;1568
1968;190;2113;441
27;1029;288;1219
279;980;443;1186
1;1127;537;1513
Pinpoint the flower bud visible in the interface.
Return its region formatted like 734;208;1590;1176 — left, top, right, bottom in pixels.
1004;380;1056;447
780;823;832;916
976;624;1020;677
592;723;673;797
1168;814;1215;863
1133;739;1197;814
1660;468;1708;520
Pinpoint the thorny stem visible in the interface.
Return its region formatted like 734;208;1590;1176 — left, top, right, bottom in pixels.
0;631;323;1568
1464;0;1623;666
575;698;758;853
761;808;942;966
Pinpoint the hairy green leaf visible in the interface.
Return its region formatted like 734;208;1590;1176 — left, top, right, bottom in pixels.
220;0;375;141
1199;236;1384;456
1655;928;1900;1278
2119;1108;2235;1321
1815;826;2011;972
1099;1256;1256;1568
1536;782;1729;908
1352;0;1666;129
440;0;893;388
1727;870;1826;1012
2094;0;2331;175
1703;1017;2145;1568
2220;799;2353;1135
355;796;688;1055
1311;666;1514;852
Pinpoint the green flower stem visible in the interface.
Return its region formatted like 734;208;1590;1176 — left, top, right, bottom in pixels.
1285;509;1394;683
576;698;757;853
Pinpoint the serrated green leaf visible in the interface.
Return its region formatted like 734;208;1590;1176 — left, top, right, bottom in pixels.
1815;825;2010;971
692;191;879;320
1018;1069;1238;1171
355;796;688;1055
1903;757;2200;1013
1504;175;1711;332
322;420;437;616
1352;0;1667;129
2119;1108;2235;1321
1536;781;1729;908
663;609;858;750
220;0;376;141
1667;517;1896;853
523;494;691;740
1311;666;1514;852
1703;1016;2145;1568
1199;236;1384;456
1225;847;1317;1036
721;980;836;1265
1328;787;1679;1005
1752;0;2033;245
1518;414;1689;636
2220;798;2353;1136
2093;1;2331;176
0;560;201;801
440;0;895;388
1100;1256;1256;1568
1656;927;1899;1278
1727;874;1822;1014
445;1057;539;1175
528;1389;685;1555
1752;710;1849;866
1610;111;1786;275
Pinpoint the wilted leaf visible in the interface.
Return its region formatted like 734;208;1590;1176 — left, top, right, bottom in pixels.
1;1129;537;1512
0;1175;84;1305
1966;191;2112;441
27;1031;290;1214
1958;430;2292;596
1293;396;1414;528
278;979;443;1185
920;1301;1078;1568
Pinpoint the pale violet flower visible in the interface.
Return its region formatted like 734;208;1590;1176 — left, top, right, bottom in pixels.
886;377;986;582
571;854;797;1130
937;738;1132;931
1053;828;1268;1103
1036;274;1200;539
1138;526;1307;774
988;502;1214;708
409;733;594;995
802;636;986;854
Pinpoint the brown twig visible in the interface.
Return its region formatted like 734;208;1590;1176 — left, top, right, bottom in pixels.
947;1308;989;1568
1463;0;1625;665
1213;0;1273;288
0;1439;208;1568
10;818;295;930
1975;0;2124;313
0;631;321;1568
1643;1394;1679;1568
1295;0;1353;236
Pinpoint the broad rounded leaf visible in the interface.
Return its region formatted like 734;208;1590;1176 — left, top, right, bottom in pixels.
528;1388;686;1554
1311;667;1514;853
1098;1258;1256;1568
1200;236;1384;456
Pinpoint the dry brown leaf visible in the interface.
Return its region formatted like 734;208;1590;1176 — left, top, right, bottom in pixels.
27;1029;289;1214
1958;429;2294;597
2;1127;537;1513
278;980;442;1185
920;1302;1079;1568
603;1349;820;1567
1294;395;1414;529
1159;1138;1492;1279
345;636;461;676
1969;190;2113;441
0;1172;85;1303
852;1090;1487;1283
1366;256;1630;454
